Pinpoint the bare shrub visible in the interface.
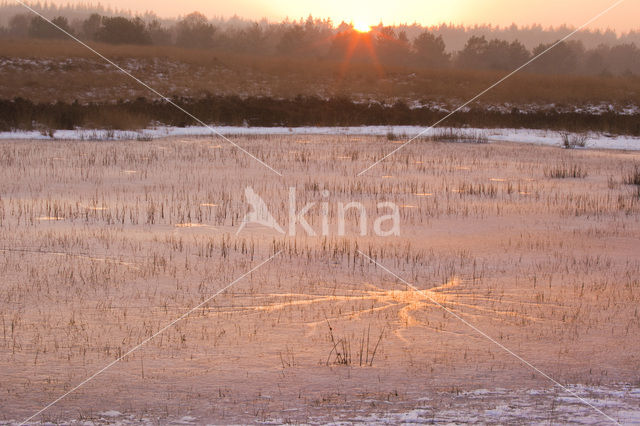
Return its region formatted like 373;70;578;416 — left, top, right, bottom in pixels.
36;125;55;138
560;131;588;149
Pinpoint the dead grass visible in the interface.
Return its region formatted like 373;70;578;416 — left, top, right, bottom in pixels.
624;165;640;186
545;163;588;179
430;128;489;144
1;39;639;105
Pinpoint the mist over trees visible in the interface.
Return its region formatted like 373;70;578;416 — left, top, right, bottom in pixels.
175;12;216;48
95;16;151;44
413;32;450;68
457;36;530;70
1;2;640;76
28;15;70;38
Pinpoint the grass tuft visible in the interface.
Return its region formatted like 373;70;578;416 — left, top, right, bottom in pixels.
623;166;640;186
545;164;588;179
430;128;488;144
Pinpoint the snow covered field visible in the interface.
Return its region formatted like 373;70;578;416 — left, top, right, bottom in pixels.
346;385;640;425
1;126;639;151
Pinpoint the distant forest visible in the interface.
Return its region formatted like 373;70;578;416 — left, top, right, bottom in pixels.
1;2;640;76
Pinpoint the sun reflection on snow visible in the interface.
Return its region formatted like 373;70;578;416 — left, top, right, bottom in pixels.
200;278;554;343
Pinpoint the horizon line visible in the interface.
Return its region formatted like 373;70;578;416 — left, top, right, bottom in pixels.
1;1;638;34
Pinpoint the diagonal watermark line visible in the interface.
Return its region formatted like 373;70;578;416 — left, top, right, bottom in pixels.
357;0;627;176
356;250;620;425
20;250;283;425
13;0;282;176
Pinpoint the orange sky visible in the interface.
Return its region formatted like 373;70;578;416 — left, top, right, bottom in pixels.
63;0;638;32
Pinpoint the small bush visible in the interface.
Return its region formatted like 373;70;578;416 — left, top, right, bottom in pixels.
560;131;588;149
37;126;54;138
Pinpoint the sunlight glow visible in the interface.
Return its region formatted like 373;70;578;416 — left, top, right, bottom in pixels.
353;21;372;33
44;0;638;33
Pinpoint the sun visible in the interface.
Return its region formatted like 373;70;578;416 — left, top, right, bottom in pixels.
353;21;371;33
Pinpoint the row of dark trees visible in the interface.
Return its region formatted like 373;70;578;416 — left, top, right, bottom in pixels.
3;12;640;76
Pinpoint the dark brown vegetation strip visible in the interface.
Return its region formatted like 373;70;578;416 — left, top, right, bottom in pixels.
1;96;639;135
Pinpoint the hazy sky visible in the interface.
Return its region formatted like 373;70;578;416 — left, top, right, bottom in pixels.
61;0;638;31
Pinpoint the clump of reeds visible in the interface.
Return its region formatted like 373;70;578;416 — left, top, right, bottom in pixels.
325;319;384;367
623;166;640;186
545;164;587;179
430;128;488;144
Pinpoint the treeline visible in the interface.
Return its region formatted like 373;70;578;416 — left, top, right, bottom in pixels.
2;11;640;76
1;96;638;135
2;1;640;50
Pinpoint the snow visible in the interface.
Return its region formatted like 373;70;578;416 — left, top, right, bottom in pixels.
0;126;638;151
98;410;122;417
6;385;637;424
348;384;640;425
171;415;197;424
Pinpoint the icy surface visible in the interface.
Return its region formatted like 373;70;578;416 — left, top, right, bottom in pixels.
0;126;639;151
98;410;122;417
